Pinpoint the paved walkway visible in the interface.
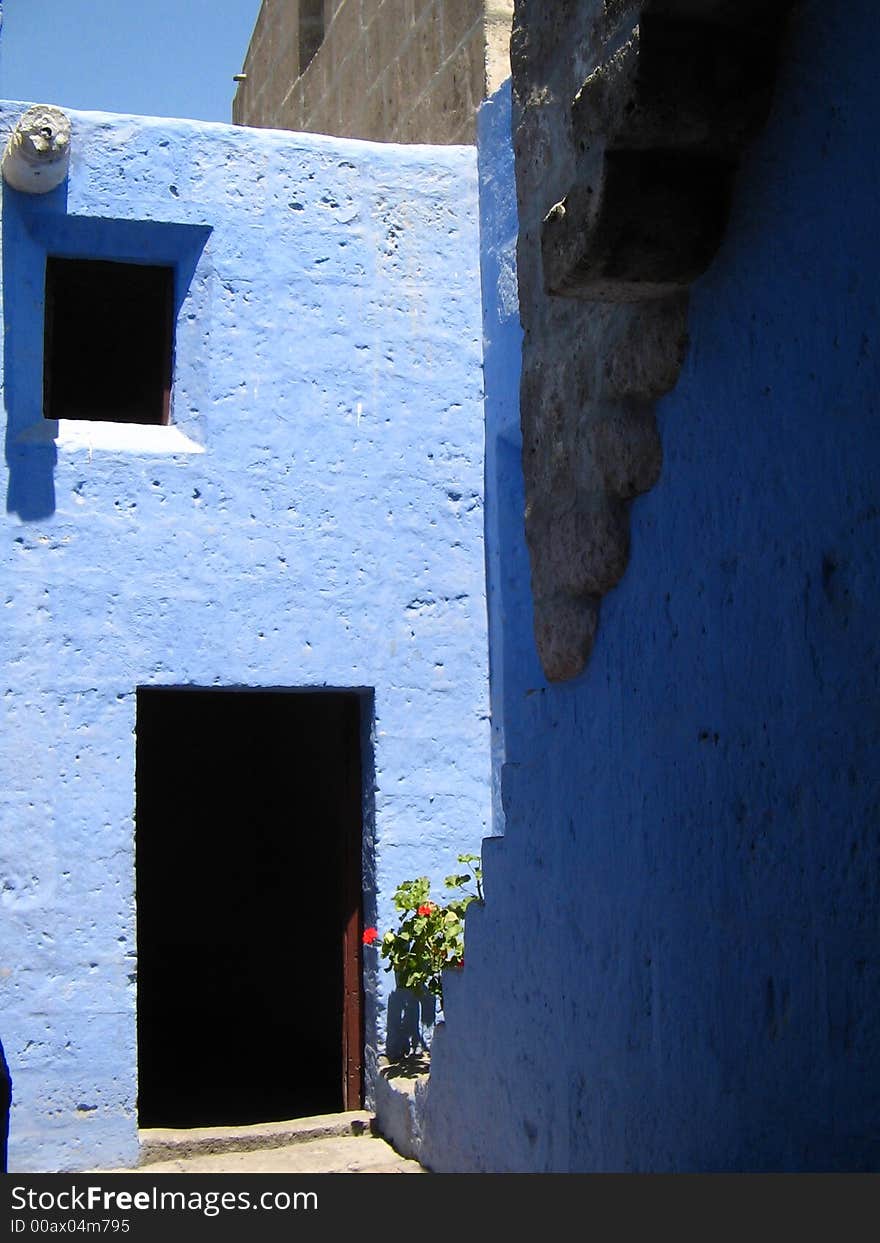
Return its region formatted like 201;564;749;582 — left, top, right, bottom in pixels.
128;1134;422;1174
95;1112;424;1175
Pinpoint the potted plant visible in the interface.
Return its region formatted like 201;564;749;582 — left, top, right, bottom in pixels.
363;853;483;1058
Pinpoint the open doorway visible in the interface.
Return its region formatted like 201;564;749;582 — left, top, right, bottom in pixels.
135;687;366;1128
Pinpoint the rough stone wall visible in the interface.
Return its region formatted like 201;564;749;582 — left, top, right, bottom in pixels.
421;1;880;1172
234;0;514;144
0;103;488;1171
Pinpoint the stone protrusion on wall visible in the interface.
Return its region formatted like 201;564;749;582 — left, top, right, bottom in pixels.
1;105;71;195
511;0;794;679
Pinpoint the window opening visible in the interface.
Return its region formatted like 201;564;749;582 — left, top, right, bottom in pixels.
43;257;174;425
299;0;325;74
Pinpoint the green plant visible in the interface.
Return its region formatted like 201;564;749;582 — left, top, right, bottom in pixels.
362;853;483;1005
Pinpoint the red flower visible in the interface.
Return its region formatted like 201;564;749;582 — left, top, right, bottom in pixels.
362;927;379;945
417;904;434;917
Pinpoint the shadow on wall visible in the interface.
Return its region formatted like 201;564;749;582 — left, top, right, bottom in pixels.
2;183;210;521
2;180;66;520
386;986;437;1061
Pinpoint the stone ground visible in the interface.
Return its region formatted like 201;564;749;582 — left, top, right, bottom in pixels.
94;1112;424;1174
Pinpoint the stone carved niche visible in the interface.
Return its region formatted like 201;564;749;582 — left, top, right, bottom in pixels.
511;0;795;680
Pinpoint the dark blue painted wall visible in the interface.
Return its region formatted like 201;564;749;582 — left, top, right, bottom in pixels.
425;1;880;1171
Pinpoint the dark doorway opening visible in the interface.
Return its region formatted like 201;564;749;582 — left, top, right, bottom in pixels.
135;688;365;1129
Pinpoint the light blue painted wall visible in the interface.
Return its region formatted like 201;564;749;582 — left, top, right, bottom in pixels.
0;104;489;1171
424;1;880;1171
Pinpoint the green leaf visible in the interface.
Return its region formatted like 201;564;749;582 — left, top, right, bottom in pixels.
377;848;482;1012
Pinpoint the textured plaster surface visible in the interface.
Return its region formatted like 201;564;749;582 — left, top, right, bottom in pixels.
423;1;880;1171
0;104;488;1171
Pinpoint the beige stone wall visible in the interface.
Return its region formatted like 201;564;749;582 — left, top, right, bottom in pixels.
233;0;513;144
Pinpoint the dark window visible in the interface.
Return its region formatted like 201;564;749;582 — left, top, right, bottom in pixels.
299;0;325;74
43;257;174;425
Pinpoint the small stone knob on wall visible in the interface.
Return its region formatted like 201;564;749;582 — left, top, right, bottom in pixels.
2;104;71;194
